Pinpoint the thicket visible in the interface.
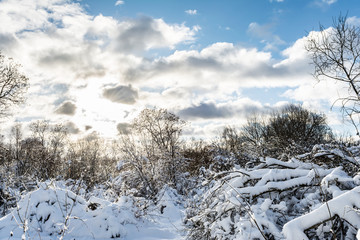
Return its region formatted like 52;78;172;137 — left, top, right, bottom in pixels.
1;104;360;239
0;104;338;201
221;104;333;160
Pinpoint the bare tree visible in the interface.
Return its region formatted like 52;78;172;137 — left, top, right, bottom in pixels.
29;120;49;146
0;52;28;116
221;126;241;153
240;115;267;154
10;123;23;164
65;133;114;186
118;108;187;197
306;14;360;134
132;108;186;158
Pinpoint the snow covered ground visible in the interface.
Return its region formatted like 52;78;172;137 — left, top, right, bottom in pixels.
0;183;186;240
1;144;360;239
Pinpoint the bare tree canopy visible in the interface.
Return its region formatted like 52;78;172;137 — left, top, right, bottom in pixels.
306;15;360;134
132;108;186;157
0;52;28;116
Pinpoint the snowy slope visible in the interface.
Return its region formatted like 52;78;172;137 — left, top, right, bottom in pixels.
0;183;185;240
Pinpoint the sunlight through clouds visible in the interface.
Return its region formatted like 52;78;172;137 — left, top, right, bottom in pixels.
0;0;357;138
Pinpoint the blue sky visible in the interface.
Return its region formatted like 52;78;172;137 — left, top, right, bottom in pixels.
1;0;360;138
83;0;360;53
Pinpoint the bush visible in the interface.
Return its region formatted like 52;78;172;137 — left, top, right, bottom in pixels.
239;104;333;158
117;108;187;199
186;145;360;240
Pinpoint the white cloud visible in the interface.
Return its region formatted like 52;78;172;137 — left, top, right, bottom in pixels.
313;0;337;8
0;0;350;139
112;16;199;53
248;22;272;39
124;42;306;92
347;16;360;26
322;0;337;5
0;0;202;137
115;0;124;6
269;0;284;2
185;9;197;15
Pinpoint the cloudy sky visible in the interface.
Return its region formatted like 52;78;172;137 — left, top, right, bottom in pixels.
1;0;360;139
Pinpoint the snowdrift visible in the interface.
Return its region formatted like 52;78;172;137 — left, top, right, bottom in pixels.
0;182;185;240
0;183;137;239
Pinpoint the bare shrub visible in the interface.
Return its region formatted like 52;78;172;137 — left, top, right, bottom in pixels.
117;108;187;199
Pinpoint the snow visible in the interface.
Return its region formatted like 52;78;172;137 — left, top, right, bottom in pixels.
126;188;186;240
0;183;185;240
2;144;360;239
186;145;360;239
283;186;360;240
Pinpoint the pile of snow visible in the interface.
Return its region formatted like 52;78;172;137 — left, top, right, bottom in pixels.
0;183;185;240
126;187;186;240
0;182;137;239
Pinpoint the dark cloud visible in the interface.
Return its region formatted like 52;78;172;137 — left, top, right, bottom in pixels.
117;122;131;135
178;103;234;120
177;101;267;120
65;121;80;134
38;50;106;79
75;64;106;79
85;125;92;131
124;56;221;82
114;16;166;53
123;56;279;85
55;101;77;115
162;87;190;99
39;51;76;66
103;85;138;104
0;33;17;49
84;132;100;141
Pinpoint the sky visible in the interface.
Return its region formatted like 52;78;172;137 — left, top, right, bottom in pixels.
1;0;360;139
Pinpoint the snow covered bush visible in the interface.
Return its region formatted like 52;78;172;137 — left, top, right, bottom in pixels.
308;143;360;176
1;108;360;240
0;180;187;240
186;145;360;240
0;182;138;239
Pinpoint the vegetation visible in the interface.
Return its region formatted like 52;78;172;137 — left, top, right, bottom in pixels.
0;52;28;116
2;15;360;238
306;14;360;135
222;104;332;159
